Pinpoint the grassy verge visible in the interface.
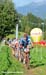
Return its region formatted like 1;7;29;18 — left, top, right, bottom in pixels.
0;45;46;75
30;45;46;67
0;45;25;75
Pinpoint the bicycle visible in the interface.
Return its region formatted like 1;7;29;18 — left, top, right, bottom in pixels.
24;48;30;69
19;46;30;69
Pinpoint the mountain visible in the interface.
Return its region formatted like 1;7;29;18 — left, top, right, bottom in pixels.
16;2;46;19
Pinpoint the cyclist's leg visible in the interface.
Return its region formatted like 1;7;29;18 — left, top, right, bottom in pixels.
18;49;21;61
20;51;26;63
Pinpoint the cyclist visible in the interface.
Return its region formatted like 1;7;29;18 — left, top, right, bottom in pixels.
11;38;20;58
19;33;33;66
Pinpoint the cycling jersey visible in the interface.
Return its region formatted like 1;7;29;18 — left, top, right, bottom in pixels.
19;35;31;48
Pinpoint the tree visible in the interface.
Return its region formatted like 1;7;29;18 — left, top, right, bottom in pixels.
20;13;44;34
0;0;17;39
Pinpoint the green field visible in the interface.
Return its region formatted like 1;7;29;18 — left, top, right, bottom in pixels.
30;46;46;67
0;45;46;75
30;45;46;75
6;32;24;39
0;45;25;75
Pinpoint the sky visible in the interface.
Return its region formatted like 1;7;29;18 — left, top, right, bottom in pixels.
13;0;45;7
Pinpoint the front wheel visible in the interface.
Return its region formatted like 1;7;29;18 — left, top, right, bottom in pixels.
25;52;30;69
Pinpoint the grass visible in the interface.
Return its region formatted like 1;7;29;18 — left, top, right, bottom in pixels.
0;45;25;75
28;45;46;75
30;45;46;67
6;32;24;39
0;45;46;75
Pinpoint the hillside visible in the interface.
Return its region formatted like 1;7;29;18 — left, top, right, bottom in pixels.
19;13;44;33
